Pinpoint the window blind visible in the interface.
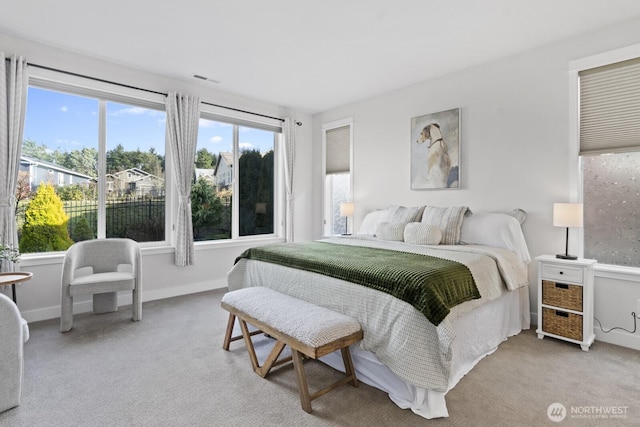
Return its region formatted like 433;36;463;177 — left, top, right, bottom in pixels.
325;124;351;174
580;56;640;155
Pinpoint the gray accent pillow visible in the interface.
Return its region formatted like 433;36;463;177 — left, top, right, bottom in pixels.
386;205;424;223
376;222;406;241
420;206;468;245
404;223;442;245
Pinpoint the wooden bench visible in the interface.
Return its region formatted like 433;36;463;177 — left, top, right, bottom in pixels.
221;287;363;413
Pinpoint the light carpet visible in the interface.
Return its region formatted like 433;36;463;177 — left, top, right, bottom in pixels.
1;289;639;426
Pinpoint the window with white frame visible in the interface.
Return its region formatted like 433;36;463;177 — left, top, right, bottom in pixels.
16;70;283;254
322;119;353;236
579;56;640;267
194;114;279;241
18;83;166;254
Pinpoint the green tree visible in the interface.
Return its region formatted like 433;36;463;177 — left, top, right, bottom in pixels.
195;148;216;169
257;150;274;231
71;217;95;242
191;177;223;240
56;184;91;201
238;149;260;232
106;144;130;173
22;138;52;162
20;183;74;253
106;144;164;176
60;147;98;177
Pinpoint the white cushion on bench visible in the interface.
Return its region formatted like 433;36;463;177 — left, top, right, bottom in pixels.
222;287;361;349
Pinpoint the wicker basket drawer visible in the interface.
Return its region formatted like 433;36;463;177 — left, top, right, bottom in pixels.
542;308;583;341
542;264;583;283
542;280;583;311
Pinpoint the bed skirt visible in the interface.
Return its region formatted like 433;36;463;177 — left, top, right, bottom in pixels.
319;285;530;419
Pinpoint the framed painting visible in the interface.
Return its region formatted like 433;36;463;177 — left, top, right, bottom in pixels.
410;108;460;190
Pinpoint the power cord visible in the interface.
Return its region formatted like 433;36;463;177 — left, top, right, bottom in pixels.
594;312;638;334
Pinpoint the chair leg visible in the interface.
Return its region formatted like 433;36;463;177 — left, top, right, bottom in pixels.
132;285;142;322
60;290;73;333
93;292;118;314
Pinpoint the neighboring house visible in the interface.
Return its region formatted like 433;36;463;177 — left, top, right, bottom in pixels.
213;152;233;191
195;168;215;185
19;155;94;190
107;168;164;197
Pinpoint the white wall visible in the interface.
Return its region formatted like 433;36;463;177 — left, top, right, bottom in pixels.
0;33;314;322
312;19;640;350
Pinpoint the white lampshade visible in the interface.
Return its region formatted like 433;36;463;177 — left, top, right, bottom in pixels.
553;203;583;228
340;202;354;217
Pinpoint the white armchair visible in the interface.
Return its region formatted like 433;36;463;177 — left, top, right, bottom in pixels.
60;238;141;332
0;292;29;413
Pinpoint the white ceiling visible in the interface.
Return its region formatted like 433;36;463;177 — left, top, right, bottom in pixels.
2;1;640;113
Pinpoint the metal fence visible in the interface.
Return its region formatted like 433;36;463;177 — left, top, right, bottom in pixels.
16;195;166;243
17;192;237;244
66;197;166;242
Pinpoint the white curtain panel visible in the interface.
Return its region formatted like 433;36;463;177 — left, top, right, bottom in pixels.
281;117;296;242
166;92;200;266
0;54;28;272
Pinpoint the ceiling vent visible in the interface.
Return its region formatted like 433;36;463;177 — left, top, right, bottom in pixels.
193;74;220;84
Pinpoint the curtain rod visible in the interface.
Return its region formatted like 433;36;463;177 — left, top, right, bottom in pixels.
19;61;302;126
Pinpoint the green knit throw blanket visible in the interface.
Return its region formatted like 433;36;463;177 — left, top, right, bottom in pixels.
235;241;479;326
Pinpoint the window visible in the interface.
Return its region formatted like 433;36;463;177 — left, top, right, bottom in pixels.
578;56;640;267
322;119;353;236
16;69;283;254
195;113;279;242
18;82;166;253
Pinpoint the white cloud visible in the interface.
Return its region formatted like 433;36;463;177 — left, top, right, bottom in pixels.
199;119;232;128
199;118;214;128
60;106;68;112
110;106;162;117
209;136;223;143
53;138;82;149
110;106;146;116
239;142;254;150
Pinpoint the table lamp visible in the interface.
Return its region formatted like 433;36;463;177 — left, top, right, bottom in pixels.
553;203;583;260
339;202;354;235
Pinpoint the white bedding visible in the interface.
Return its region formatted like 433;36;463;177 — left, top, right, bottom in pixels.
227;236;529;394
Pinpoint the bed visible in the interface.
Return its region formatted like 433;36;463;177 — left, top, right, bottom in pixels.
226;206;531;419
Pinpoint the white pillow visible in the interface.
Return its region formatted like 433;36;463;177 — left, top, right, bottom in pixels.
386;205;424;223
357;209;389;235
376;222;406;241
420;206;468;245
495;208;527;225
404;223;442;245
460;213;531;263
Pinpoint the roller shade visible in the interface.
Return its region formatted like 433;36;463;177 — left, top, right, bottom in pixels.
325;124;351;174
580;57;640;155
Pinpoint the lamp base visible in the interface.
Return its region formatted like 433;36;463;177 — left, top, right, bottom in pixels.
556;254;578;260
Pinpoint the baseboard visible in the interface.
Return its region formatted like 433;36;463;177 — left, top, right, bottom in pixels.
530;311;538;327
594;328;640;351
21;278;228;323
530;311;640;351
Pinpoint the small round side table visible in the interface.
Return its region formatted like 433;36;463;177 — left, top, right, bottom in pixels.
0;272;33;304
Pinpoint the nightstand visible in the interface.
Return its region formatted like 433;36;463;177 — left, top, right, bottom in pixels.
536;255;597;351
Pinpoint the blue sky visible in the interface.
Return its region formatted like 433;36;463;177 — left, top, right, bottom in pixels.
23;87;275;158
